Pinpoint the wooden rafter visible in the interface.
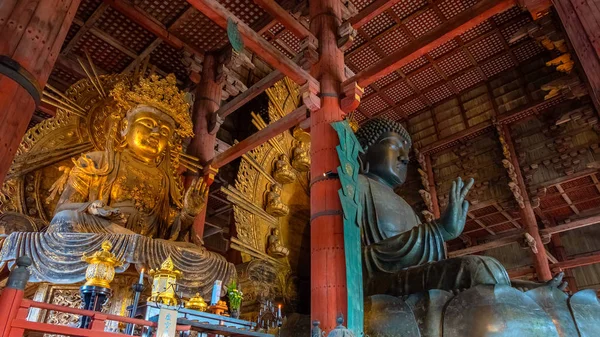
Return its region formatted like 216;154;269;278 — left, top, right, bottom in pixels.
61;3;110;55
212;105;308;168
186;0;317;86
348;0;404;29
509;249;600;278
343;0;516;88
253;0;315;40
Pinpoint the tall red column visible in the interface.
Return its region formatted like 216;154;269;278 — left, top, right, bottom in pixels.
501;124;552;281
0;0;80;186
186;53;222;243
309;0;347;331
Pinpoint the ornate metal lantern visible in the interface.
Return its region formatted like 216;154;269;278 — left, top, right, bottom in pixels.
149;256;182;306
81;240;123;288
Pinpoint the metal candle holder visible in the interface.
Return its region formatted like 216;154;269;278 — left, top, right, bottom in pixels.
125;282;145;335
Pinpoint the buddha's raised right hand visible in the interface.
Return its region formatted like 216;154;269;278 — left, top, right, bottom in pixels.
86;200;126;225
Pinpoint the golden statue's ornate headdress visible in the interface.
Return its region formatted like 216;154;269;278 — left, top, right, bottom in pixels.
111;74;193;138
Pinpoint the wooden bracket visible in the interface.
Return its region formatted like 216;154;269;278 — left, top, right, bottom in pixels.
337;22;357;52
301;79;321;111
182;51;205;84
203;165;219;185
340;0;358;21
296;36;319;70
340;81;364;113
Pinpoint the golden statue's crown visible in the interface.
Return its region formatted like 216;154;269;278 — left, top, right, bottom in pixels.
111;74;193;138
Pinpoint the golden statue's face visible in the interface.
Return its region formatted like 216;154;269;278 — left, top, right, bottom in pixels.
125;109;174;161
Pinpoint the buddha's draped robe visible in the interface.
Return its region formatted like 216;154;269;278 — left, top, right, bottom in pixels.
358;175;510;296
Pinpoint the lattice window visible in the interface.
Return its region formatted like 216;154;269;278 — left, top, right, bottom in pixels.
429;39;459;59
351;0;377;11
96;7;156;53
460;20;493;42
452;69;483;92
74;32;133;72
221;0;265;27
269;22;285;36
438;50;472;76
134;0;189;26
401;98;427;116
492;5;522;26
362;12;396;39
172;11;228;52
278;30;301;53
375;28;411;55
364;85;376;97
384;81;415;103
149;43;188;80
425;84;453;104
410;66;442;90
468;33;505;62
405;9;443;38
391;0;428;20
437;0;478;19
481;54;515;78
347;33;367;53
401;56;428;74
373;72;400;90
359;95;390;116
347;46;381;72
513;40;544;63
501;16;531;45
76;0;103;21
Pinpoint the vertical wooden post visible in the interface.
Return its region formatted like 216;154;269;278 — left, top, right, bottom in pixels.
309;0;347;331
553;0;600;112
0;0;81;186
425;154;441;218
501;124;552;281
0;257;31;337
186;53;222;244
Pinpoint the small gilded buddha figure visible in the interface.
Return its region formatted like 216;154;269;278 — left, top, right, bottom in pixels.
267;228;289;258
47;75;208;242
265;184;289;217
272;154;295;184
356;118;510;296
291;141;310;172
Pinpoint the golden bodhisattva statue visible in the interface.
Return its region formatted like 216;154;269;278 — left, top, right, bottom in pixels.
272;155;295;184
266;228;289;258
291;141;310;172
265;184;289;217
47;75;208;241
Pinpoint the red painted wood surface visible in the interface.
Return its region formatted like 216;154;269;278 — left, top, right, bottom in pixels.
254;0;315;40
518;0;552;19
501;124;552;281
309;0;347;331
343;0;516;88
212;105;308;168
0;0;81;186
186;54;222;243
349;0;404;29
553;0;600;112
186;0;317;86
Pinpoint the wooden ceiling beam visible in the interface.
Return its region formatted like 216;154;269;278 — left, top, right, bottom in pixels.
253;0;315;40
509;249;600;278
62;3;110;55
212;105;308;168
343;0;516;89
102;0;205;57
186;0;317;86
348;0;404;29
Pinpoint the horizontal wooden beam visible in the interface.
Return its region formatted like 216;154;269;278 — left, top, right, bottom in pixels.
343;0;516;88
103;0;204;57
186;0;317;86
541;213;600;236
253;0;315;40
509;250;600;278
348;0;403;29
215;70;285;119
212;105;308;168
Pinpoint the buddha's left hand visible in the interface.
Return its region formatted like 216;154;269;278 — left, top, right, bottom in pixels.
439;177;474;240
183;178;209;216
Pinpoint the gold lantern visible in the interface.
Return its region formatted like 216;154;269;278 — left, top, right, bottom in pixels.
149;256;182;306
81;240;123;289
185;293;208;312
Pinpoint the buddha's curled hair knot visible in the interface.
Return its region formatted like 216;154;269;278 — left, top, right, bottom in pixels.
355;117;412;151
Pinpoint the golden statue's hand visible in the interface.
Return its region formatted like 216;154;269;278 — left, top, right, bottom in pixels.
183;178;209;217
87;200;126;225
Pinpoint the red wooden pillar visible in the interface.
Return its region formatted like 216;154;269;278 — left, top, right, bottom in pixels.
553;0;600;112
309;0;347;331
186;53;222;244
501;124;553;281
0;0;81;186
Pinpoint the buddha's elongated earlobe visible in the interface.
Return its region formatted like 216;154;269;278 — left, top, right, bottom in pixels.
358;154;369;174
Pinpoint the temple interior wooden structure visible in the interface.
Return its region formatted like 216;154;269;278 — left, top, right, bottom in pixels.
2;0;600;336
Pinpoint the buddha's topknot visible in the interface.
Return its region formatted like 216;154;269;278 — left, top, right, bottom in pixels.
355;117;412;151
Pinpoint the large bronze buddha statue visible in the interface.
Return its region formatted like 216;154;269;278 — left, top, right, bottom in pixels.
48;75;207;242
355;118;509;295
